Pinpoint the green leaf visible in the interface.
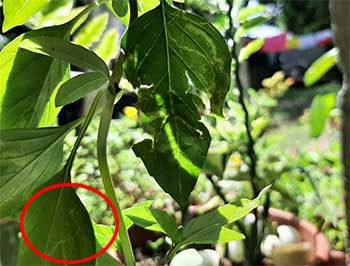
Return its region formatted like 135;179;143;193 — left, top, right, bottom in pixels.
310;93;336;137
17;172;96;265
109;0;129;17
124;1;231;115
124;206;180;243
0;6;95;129
238;5;267;23
124;1;231;208
56;72;109;106
96;242;120;266
20;36;110;77
95;29;119;64
180;197;260;246
93;221;118;249
2;0;49;32
34;0;73;28
0;120;81;218
238;38;265;62
74;13;109;48
235;15;270;42
304;48;338;87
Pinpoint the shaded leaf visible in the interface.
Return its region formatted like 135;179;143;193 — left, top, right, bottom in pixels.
56;72;109;106
310;93;336;137
304;48;338;87
0;120;81;218
74;13;109;48
109;0;129;17
2;0;49;32
238;38;264;62
20;36;110;77
17;172;95;265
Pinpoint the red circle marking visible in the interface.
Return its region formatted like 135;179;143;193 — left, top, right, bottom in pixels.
20;183;120;264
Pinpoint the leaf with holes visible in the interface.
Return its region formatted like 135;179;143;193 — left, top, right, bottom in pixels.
124;0;230;208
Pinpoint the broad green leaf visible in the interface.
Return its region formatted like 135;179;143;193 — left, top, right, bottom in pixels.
180;198;260;246
18;172;96;265
124;1;231;115
124;1;231;208
238;5;266;23
0;120;81;218
238;38;265;62
304;48;338;87
2;0;49;32
310;93;336;137
109;0;129;17
20;36;110;77
74;13;109;48
124;206;180;242
0;6;94;129
95;29;120;64
56;72;109;106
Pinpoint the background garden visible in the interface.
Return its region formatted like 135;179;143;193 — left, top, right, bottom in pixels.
0;0;349;265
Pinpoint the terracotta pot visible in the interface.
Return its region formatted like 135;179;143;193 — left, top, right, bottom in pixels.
327;250;345;266
268;208;332;265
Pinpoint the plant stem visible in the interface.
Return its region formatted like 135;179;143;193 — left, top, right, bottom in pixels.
97;89;136;266
65;91;104;176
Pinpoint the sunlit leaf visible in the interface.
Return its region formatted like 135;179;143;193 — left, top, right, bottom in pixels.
2;0;49;32
238;38;265;62
95;29;119;64
74;13;109;48
310;93;336;137
124;1;230;208
304;48;338;87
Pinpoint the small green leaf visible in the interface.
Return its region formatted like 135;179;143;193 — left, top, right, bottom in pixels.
310;93;336;137
56;72;109;106
20;37;110;77
74;13;109;48
0;120;81;218
304;48;338;87
18;172;95;265
110;0;128;17
180;197;260;246
93;221;118;249
124;206;180;243
235;15;270;42
95;29;119;64
239;38;265;62
238;5;266;23
2;0;49;32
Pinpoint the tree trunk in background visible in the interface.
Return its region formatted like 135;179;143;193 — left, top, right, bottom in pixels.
329;1;350;264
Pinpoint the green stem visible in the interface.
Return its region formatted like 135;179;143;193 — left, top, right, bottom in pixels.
65;91;104;177
97;89;136;266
